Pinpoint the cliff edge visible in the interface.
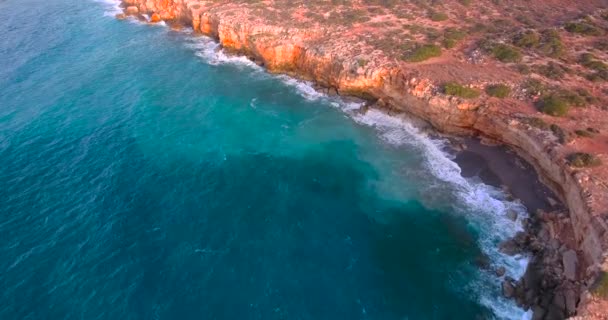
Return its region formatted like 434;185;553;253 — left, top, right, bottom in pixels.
118;0;608;317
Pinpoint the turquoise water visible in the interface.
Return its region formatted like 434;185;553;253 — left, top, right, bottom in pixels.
0;1;530;319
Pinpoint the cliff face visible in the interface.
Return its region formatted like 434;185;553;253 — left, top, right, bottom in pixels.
118;0;608;316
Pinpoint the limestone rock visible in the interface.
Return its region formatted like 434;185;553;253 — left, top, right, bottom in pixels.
149;13;161;23
125;6;139;15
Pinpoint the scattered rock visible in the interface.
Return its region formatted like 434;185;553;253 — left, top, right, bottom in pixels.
115;13;127;20
125;6;139;15
496;266;506;277
499;239;520;255
565;288;577;316
150;13;161;23
503;279;516;298
563;250;578;281
475;253;491;270
506;209;518;221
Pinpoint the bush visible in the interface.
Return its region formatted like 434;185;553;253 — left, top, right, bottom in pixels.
442;38;457;49
429;11;448;21
486;84;511;98
592;272;608;298
539;29;564;58
513;30;540;48
444;82;481;98
535;62;568;80
442;28;466;48
567;152;602;168
492;44;522;63
575;129;594;138
579;53;608;71
538;94;570;116
565;22;603;36
404;44;442;62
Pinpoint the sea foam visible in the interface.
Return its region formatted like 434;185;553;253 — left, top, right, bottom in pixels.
102;11;532;318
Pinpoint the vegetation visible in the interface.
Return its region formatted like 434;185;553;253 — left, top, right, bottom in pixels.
443;82;481;98
565;21;603;36
429;11;448;22
538;29;564;58
538;94;569;116
513;30;540;48
486;84;511;98
567;153;602;168
575;129;594;138
491;44;522;63
534;62;568;80
579;53;608;71
403;43;442;62
442;28;466;49
592;272;608;298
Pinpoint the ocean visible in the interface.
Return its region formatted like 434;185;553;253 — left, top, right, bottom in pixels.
0;0;530;318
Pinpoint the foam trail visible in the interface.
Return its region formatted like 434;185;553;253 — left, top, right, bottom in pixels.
95;0;122;17
352;109;530;319
184;36;262;69
101;13;531;318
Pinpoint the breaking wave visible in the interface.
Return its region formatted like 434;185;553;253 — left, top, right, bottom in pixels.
101;10;532;319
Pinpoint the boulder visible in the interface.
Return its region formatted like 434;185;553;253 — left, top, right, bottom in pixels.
125;6;139;15
115;13;126;20
149;13;161;23
495;266;506;277
503;279;516;298
562;250;577;281
506;209;518;221
564;288;577;316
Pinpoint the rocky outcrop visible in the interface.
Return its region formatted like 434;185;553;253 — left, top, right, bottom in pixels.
118;0;608;317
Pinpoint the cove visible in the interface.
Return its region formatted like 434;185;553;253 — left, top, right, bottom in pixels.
1;0;530;319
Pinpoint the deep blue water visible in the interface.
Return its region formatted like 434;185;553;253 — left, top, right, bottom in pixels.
0;1;530;319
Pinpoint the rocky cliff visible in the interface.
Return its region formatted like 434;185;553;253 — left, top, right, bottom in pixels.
118;0;608;317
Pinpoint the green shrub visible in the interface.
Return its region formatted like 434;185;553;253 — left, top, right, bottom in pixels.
523;78;547;96
513;30;540;48
567;153;602;168
492;44;522;62
442;28;466;48
538;94;570;116
404;44;442;62
535;62;568;80
539;29;564;58
429;11;448;21
486;84;511;98
592;272;608;298
444;82;481;98
579;53;608;71
442;38;457;49
575;129;594;138
587;70;608;82
557;90;587;108
565;22;603;36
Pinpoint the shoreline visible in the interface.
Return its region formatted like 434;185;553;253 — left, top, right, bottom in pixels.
112;2;608;317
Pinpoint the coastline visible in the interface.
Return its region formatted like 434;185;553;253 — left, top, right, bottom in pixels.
112;1;608;317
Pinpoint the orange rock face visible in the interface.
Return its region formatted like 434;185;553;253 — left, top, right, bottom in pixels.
149;13;161;23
